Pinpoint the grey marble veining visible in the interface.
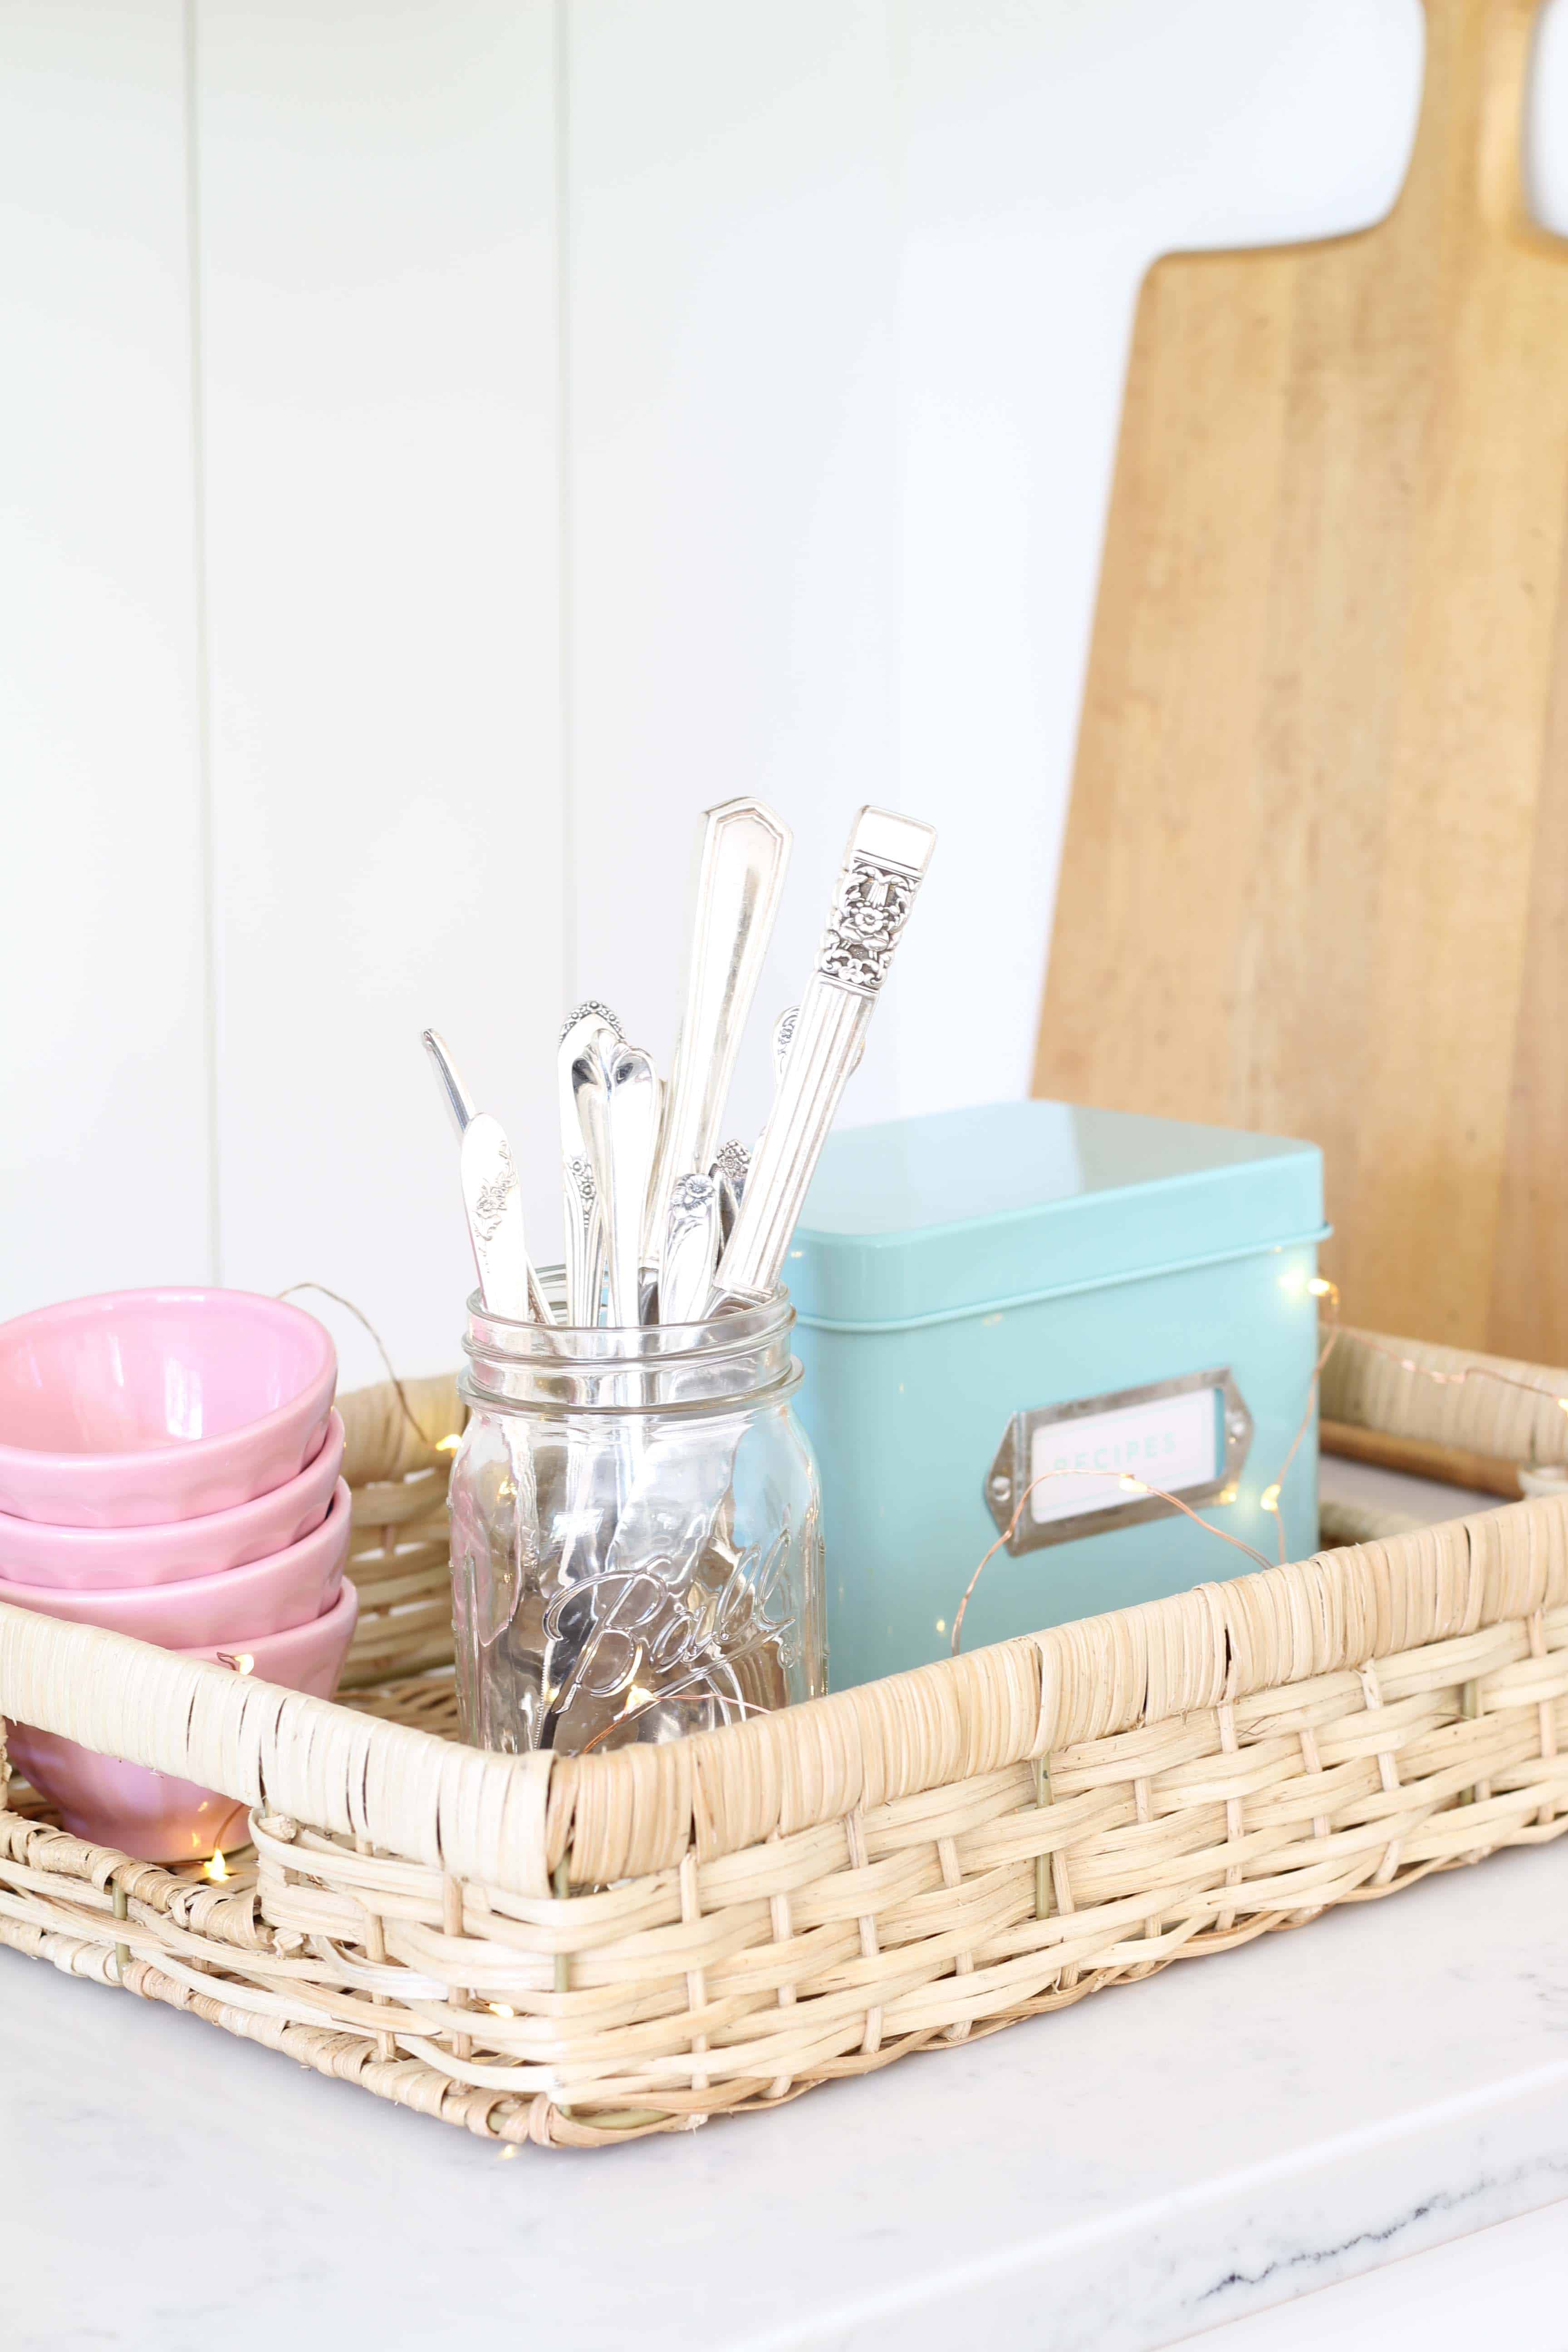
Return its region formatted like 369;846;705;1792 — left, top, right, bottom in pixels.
1181;2201;1568;2350
1;1838;1566;2352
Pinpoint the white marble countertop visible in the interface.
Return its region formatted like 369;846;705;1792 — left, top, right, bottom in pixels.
4;1827;1567;2351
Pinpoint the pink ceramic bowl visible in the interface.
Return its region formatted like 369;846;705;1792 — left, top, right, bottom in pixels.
0;1289;336;1528
0;1410;344;1588
6;1578;360;1862
0;1478;351;1644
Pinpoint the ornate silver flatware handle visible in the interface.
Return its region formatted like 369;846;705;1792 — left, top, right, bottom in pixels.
644;797;791;1267
713;805;936;1303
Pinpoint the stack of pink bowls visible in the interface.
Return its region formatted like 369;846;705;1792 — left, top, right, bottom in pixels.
0;1289;359;1862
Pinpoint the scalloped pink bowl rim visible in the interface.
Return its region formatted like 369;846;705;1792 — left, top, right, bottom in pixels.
0;1411;345;1586
0;1478;352;1644
5;1578;359;1862
0;1289;336;1528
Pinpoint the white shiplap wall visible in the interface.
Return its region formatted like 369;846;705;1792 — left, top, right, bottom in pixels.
6;0;1564;1388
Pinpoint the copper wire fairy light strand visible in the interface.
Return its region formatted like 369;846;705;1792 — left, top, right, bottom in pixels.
949;1468;1277;1657
950;1278;1568;1649
1341;1330;1568;1417
1259;1275;1342;1564
276;1282;442;1451
274;1278;1568;1665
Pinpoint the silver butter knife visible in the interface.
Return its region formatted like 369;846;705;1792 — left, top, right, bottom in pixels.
644;798;791;1266
421;1029;477;1137
424;1033;551;1322
713;805;936;1303
459;1113;537;1323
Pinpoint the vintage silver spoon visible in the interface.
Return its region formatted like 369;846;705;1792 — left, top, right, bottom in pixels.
604;1044;661;1328
570;1036;659;1329
714;805;936;1303
558;1002;622;1325
659;1173;723;1325
644;798;791;1268
710;1139;750;1247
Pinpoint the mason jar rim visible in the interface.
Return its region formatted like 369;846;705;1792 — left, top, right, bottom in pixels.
463;1270;794;1372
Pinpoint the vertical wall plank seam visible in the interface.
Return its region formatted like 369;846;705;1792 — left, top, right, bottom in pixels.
555;0;575;1019
182;0;221;1284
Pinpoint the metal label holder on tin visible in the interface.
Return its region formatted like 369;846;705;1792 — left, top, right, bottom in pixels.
984;1368;1254;1554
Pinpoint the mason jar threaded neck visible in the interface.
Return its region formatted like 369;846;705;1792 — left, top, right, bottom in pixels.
461;1273;799;1416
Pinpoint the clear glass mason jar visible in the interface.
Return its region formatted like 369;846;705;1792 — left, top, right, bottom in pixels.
448;1281;826;1756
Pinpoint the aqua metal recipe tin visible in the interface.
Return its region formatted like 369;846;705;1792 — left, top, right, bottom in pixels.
788;1100;1327;1691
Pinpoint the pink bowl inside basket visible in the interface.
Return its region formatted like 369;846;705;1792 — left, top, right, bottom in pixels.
5;1577;360;1862
0;1478;352;1645
0;1410;344;1588
0;1289;336;1528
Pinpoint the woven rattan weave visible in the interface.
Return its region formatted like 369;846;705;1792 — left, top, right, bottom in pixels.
2;1328;1565;2148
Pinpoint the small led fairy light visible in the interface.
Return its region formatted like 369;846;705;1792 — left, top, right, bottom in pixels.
936;1263;1568;1654
202;1849;230;1884
951;1462;1230;1655
1350;1323;1568;1418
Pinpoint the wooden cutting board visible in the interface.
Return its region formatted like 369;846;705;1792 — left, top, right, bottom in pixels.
1034;0;1568;1359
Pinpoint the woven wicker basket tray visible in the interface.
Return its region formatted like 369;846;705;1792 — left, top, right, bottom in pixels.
2;1330;1565;2150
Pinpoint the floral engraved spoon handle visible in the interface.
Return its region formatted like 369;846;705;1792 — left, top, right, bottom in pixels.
558;1001;622;1326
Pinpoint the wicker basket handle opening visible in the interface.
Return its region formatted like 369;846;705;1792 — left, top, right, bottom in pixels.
0;1602;551;1897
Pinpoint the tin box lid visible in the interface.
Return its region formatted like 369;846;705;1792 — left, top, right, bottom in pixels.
787;1100;1325;1328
